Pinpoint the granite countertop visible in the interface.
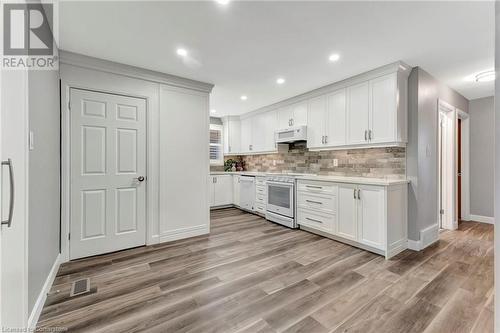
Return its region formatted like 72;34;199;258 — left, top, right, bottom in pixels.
209;171;409;186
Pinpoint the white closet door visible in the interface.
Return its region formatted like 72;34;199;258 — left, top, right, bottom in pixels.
326;89;347;146
370;74;397;143
70;88;147;259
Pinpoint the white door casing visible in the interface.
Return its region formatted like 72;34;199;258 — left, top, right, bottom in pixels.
70;88;147;259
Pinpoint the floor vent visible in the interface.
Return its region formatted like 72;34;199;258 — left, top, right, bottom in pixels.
70;278;90;297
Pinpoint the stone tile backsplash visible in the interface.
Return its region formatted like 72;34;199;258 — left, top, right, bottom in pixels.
214;143;406;179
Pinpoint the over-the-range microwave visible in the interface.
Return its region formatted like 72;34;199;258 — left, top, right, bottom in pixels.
275;126;307;144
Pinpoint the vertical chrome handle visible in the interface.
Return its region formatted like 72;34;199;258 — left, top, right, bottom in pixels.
364;130;368;141
369;130;372;140
358;189;361;200
325;135;328;144
353;189;356;199
291;118;294;126
321;136;324;144
2;159;14;227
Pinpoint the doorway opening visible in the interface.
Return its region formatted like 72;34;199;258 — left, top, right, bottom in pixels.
438;99;469;230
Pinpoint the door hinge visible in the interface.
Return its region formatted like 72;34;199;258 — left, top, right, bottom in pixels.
68;101;71;111
440;209;445;215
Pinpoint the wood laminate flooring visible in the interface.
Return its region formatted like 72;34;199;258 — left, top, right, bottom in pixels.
39;208;494;332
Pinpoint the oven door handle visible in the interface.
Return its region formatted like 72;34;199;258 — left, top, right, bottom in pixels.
266;181;294;187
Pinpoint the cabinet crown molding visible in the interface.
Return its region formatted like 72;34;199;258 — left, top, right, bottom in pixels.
59;50;214;93
239;61;411;120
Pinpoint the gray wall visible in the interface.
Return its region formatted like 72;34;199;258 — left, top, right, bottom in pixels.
27;63;60;311
494;4;499;330
407;67;469;241
469;96;494;218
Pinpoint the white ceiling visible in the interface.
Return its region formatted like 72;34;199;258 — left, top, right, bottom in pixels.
58;1;494;116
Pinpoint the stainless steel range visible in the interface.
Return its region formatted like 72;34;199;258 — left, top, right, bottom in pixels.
265;175;297;228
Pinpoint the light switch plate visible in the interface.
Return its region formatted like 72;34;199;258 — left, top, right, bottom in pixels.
333;159;338;167
29;131;34;150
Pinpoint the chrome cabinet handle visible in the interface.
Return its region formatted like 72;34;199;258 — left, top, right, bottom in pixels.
325;135;328;144
306;217;323;224
321;136;324;144
306;185;322;189
353;189;356;199
291;118;294;126
306;199;322;205
364;130;368;141
369;130;372;140
2;159;14;228
357;189;361;200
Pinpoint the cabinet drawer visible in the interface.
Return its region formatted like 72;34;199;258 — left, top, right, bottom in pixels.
297;193;336;214
256;193;266;204
298;209;335;233
255;203;266;214
256;185;267;195
256;178;267;186
297;180;337;195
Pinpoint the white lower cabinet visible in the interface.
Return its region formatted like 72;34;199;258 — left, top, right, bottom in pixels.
297;179;407;259
254;176;267;215
209;175;233;207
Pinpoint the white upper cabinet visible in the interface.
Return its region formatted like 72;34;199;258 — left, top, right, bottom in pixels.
307;95;327;149
326;89;347;146
347;81;370;145
240;117;252;153
369;73;397;144
278;102;308;129
277;106;293;129
223;117;241;155
252;111;278;152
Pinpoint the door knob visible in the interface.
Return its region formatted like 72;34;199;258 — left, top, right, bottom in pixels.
136;176;145;182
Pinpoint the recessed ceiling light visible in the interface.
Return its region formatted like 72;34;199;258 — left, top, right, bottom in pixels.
276;78;285;85
475;70;495;82
176;48;188;57
215;0;230;4
210;109;217;114
240;95;248;101
328;53;340;62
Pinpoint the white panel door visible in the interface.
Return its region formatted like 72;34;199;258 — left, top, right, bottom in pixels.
357;185;385;249
291;102;308;126
277;107;293;129
240;117;252;153
347;81;370;145
370;74;397;143
307;95;326;149
214;175;233;206
70;89;146;259
326;89;347;146
337;184;358;241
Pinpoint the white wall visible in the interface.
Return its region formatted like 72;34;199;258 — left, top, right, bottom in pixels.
469;96;494;219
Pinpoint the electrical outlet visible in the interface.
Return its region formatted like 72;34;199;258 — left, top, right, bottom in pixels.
333;159;338;167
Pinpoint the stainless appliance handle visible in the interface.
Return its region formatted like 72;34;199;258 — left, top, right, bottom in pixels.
2;159;14;228
267;181;294;187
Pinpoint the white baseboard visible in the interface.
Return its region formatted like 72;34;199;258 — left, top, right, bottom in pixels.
469;214;495;224
407;223;440;251
28;253;61;329
407;239;421;251
159;224;209;243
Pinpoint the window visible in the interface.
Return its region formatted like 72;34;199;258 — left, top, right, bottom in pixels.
210;124;224;166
